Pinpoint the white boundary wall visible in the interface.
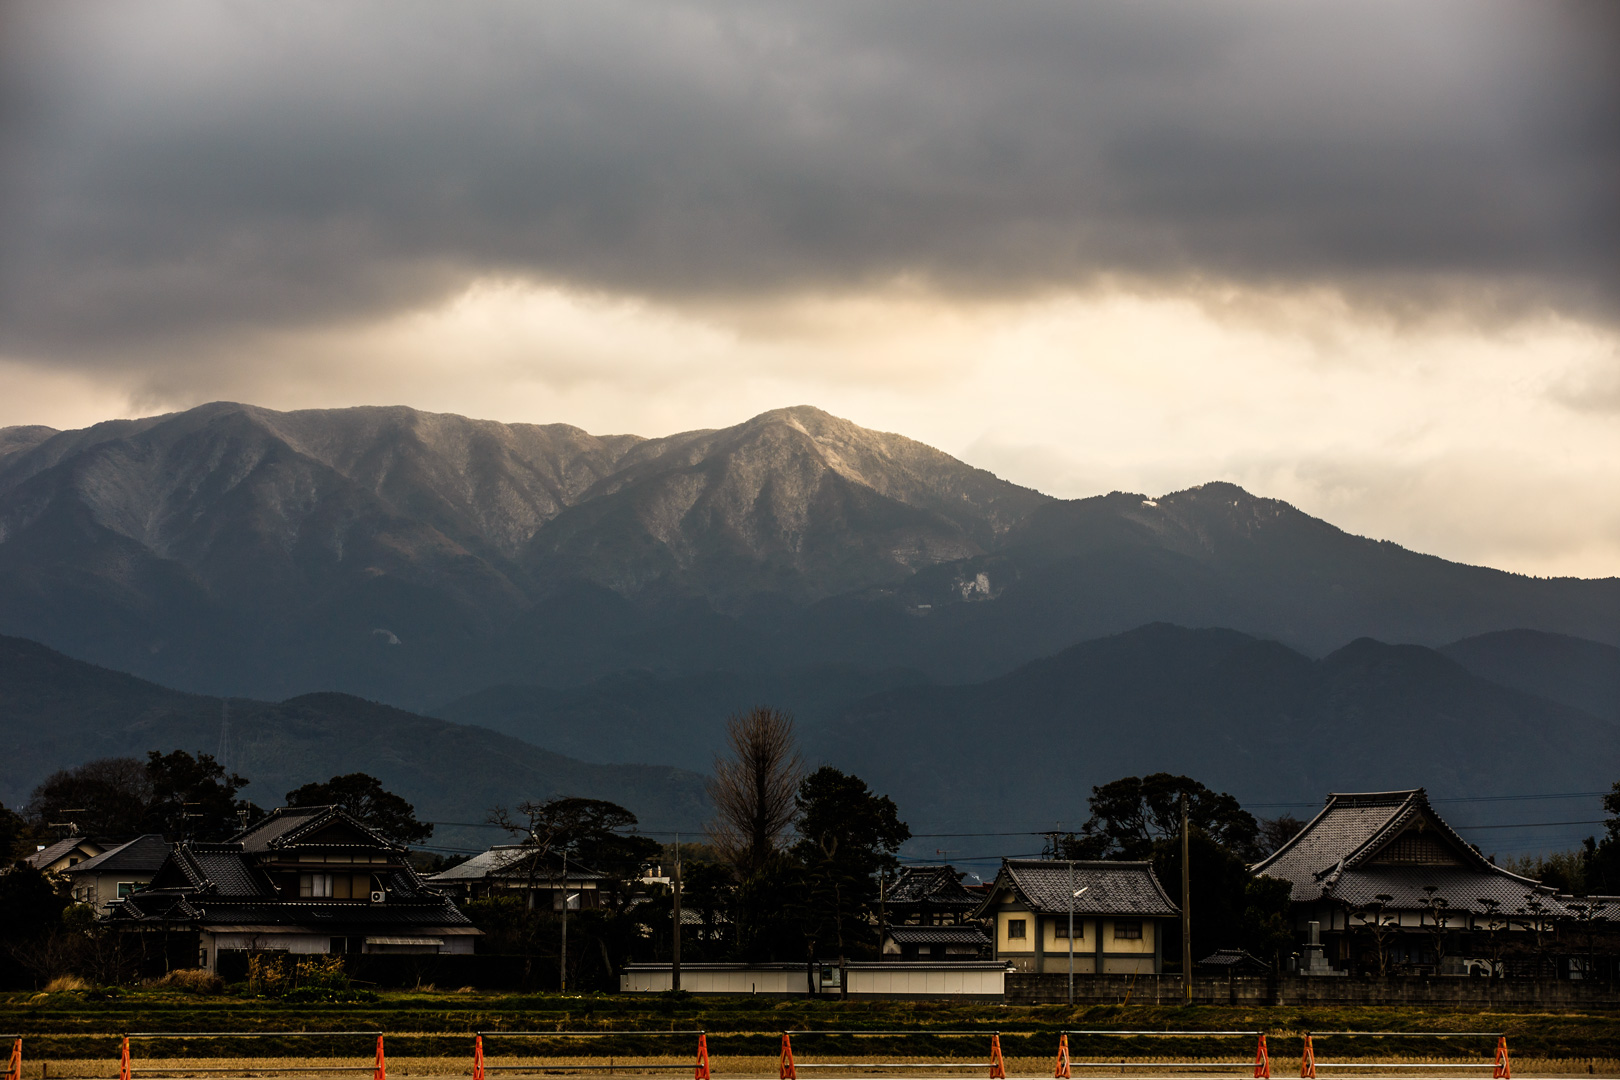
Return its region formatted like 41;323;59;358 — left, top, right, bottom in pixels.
621;962;1006;997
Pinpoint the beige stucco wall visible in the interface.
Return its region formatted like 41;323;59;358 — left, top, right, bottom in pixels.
71;871;154;913
1042;915;1096;952
997;909;1032;953
1101;919;1155;954
1101;956;1156;974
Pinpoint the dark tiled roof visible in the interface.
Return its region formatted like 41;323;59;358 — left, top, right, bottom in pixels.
977;860;1180;918
887;925;992;947
235;805;399;853
64;834;171;876
625;897;725;926
234;806;327;850
116;896;473;929
428;845;609;883
1198;948;1271;971
1251;789;1560;914
186;845;275;897
112;809;470;935
1252;791;1416;897
1322;865;1566;915
888;865;980;909
26;836;100;870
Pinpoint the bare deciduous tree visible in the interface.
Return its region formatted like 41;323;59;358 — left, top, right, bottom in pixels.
707;707;802;874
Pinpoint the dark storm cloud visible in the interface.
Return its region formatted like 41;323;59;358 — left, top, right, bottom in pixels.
1;0;1616;359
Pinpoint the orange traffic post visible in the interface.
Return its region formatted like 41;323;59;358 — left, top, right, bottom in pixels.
119;1037;131;1080
1252;1034;1271;1079
1053;1034;1071;1080
373;1035;386;1080
8;1037;20;1080
989;1034;1006;1080
1298;1035;1315;1080
473;1035;485;1080
1492;1036;1511;1080
694;1033;711;1080
779;1034;796;1080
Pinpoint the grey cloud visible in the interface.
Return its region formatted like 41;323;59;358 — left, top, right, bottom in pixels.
1;0;1616;362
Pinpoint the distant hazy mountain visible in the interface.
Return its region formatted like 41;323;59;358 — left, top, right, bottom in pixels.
813;623;1620;836
1;402;1615;707
435;665;930;772
1441;629;1620;724
0;634;709;848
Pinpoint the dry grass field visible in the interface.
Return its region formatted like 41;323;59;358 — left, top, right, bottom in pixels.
6;989;1620;1077
13;1052;1620;1079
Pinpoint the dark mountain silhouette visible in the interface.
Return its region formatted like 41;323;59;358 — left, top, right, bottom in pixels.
435;665;929;771
0;402;1614;707
1441;629;1620;724
0;633;709;849
812;623;1620;835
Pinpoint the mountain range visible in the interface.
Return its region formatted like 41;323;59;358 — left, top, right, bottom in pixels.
3;402;1619;857
2;402;1616;710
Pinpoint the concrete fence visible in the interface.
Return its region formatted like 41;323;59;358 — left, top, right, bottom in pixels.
1006;971;1620;1007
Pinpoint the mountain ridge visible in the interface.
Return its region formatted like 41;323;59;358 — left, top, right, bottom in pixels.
0;402;1614;706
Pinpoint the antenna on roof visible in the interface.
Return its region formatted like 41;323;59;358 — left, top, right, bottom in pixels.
48;812;85;837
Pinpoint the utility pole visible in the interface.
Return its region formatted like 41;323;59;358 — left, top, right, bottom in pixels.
560;849;568;993
672;834;682;992
1068;862;1075;1005
1068;876;1089;1006
1180;791;1192;1005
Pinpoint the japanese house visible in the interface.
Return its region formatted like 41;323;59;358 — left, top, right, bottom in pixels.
108;805;477;971
974;859;1180;974
880;864;991;960
26;835;107;875
1250;788;1569;975
427;844;609;909
62;834;172;913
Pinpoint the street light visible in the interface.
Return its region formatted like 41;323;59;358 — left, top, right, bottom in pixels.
1068;868;1089;1005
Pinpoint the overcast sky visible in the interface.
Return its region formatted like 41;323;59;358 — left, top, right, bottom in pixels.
2;1;1616;576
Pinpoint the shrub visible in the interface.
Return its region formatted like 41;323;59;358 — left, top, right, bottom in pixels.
294;954;351;991
246;953;290;996
44;975;88;992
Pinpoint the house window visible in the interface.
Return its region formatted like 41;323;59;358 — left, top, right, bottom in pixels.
117;882;136;898
1007;918;1027;940
1054;919;1082;940
300;873;335;898
1114;920;1143;940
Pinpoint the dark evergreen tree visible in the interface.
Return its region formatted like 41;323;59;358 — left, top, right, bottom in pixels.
143;750;257;841
285;772;432;845
27;757;151;840
788;766;910;962
1053;773;1259;861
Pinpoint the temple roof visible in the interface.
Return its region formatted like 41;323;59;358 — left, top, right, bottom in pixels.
1251;789;1562;914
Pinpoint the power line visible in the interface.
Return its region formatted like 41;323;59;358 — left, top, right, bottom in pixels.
1452;818;1607;831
